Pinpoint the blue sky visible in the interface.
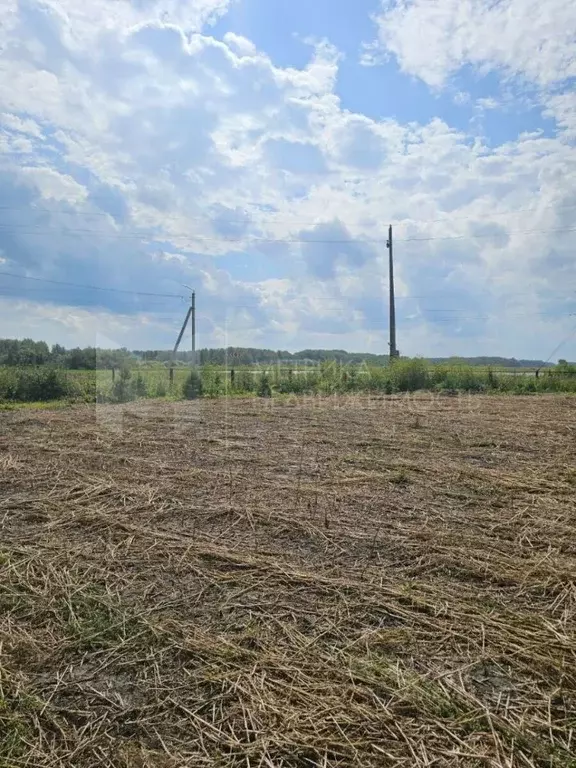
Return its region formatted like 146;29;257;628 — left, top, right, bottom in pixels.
0;0;575;358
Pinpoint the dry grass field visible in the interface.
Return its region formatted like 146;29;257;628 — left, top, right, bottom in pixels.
1;394;575;767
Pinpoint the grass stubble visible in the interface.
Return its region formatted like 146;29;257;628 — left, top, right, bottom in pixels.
0;393;575;767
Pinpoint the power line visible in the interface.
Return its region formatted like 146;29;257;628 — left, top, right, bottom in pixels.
0;291;182;310
1;285;573;325
207;302;576;320
1;199;575;227
0;273;572;318
0;284;181;300
421;314;576;322
0;223;575;244
538;323;576;369
421;308;574;315
0;271;185;298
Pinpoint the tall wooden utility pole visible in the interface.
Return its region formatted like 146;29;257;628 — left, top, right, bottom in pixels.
386;225;399;362
191;290;196;368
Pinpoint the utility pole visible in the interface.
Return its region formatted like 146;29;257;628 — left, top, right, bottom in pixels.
172;306;192;364
386;224;399;362
171;287;196;367
191;289;196;368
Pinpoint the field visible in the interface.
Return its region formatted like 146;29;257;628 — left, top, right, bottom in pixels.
1;394;575;767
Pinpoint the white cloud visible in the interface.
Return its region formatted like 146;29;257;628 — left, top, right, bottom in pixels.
476;97;499;110
19;167;89;202
370;0;576;88
0;0;575;357
543;92;576;140
0;297;186;347
222;31;256;57
0;112;43;137
21;0;235;46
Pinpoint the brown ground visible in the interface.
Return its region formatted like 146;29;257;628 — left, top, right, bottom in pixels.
1;394;575;767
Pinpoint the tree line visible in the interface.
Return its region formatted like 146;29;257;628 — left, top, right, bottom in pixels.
0;339;131;369
0;338;561;370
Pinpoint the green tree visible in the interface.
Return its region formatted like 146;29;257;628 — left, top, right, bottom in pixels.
257;372;272;398
183;370;203;399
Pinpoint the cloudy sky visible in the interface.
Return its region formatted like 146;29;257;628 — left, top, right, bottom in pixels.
1;0;575;358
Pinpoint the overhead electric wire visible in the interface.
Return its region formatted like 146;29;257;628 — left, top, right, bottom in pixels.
0;270;185;298
210;301;576;320
0;273;573;322
1;198;576;227
538;322;576;369
0;222;576;244
421;308;575;315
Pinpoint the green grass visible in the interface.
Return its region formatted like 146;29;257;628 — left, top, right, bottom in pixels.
1;360;575;406
0;695;35;767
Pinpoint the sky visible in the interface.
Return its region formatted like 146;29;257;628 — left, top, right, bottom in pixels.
0;0;575;358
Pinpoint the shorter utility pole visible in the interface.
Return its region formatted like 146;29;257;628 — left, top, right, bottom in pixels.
387;224;399;362
172;305;192;365
169;287;196;387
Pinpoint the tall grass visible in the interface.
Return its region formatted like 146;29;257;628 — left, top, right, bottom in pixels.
2;360;576;405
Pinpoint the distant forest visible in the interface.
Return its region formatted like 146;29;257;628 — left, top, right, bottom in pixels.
0;339;557;369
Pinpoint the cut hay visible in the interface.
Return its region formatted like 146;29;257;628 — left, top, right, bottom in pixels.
1;394;575;766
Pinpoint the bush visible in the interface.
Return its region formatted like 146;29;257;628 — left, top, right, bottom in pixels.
155;379;168;398
132;373;148;398
317;361;343;395
231;370;255;393
183;370;203;399
112;367;134;403
431;365;486;392
277;372;304;394
0;367;18;400
342;365;359;392
555;361;576;378
0;367;72;402
257;372;272;398
201;366;223;398
390;359;430;392
364;366;392;393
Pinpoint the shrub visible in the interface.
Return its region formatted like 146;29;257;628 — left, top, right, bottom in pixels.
364;366;392;393
155;380;168;398
390;359;430;392
317;361;343;395
37;368;72;400
201;366;223;398
183;370;203;399
429;364;487;393
555;361;576;378
277;370;315;394
257;372;272;398
233;370;256;393
132;373;148;398
112;367;134;403
342;365;360;392
0;367;72;402
0;367;19;400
